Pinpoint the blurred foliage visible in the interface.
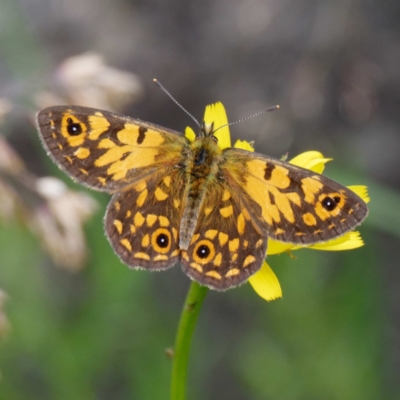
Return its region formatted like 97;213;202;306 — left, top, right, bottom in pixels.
1;0;400;399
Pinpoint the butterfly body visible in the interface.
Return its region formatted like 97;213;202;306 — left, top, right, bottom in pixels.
36;105;368;290
179;135;223;250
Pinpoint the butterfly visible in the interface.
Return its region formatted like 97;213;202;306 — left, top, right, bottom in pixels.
36;104;368;290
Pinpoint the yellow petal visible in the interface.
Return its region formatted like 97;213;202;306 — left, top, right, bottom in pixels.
267;240;294;255
233;139;255;152
289;151;332;174
248;261;282;301
348;185;370;204
185;126;196;142
306;231;364;251
269;230;365;254
204;102;231;149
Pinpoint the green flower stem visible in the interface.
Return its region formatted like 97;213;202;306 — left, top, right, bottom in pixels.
170;281;209;400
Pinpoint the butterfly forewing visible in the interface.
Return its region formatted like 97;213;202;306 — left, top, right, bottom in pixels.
36;106;188;192
223;148;369;245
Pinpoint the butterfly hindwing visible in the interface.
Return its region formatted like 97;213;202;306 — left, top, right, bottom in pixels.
105;169;186;270
180;181;267;290
36;106;188;192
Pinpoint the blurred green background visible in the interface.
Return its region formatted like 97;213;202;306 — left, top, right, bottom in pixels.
0;0;399;399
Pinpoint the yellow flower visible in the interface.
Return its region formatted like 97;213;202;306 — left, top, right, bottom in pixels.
186;103;369;301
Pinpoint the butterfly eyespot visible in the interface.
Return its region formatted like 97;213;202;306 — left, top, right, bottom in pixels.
151;228;171;253
197;244;210;258
66;118;83;136
193;240;215;264
321;196;338;211
156;233;169;248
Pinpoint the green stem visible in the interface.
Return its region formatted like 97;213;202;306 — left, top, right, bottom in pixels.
170;281;209;400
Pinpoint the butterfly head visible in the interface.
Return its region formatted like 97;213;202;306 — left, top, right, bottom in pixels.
196;121;219;144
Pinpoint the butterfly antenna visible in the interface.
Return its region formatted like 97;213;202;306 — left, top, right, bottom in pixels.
213;104;280;134
153;79;201;128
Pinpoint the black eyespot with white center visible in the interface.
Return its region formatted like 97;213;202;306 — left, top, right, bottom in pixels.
67;117;82;136
321;196;338;211
196;244;210;259
151;228;172;253
156;233;169;248
193;239;215;264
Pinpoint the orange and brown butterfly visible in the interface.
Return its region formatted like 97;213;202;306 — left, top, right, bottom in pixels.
35;90;368;291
